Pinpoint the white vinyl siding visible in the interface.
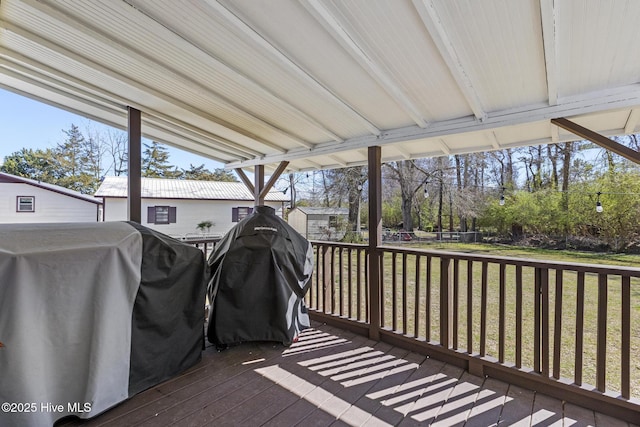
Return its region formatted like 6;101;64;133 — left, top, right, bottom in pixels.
103;198;282;239
0;183;99;223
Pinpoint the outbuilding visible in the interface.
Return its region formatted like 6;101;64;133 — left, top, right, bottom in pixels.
287;206;349;241
0;172;102;223
96;176;289;239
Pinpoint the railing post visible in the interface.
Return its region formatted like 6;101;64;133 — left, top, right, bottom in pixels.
367;146;382;341
322;245;331;314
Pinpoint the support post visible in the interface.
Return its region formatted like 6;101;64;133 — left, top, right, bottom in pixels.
254;165;265;206
368;146;382;341
127;107;141;223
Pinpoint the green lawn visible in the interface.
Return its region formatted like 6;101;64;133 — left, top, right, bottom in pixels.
403;241;640;267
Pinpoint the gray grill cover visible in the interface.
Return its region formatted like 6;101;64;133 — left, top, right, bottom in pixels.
207;205;313;346
0;222;206;427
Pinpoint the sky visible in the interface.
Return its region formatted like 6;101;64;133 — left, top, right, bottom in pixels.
0;88;225;173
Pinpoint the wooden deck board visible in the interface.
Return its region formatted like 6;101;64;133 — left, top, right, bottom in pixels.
55;322;632;427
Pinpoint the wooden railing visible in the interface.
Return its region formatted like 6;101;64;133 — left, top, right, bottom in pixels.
307;241;640;423
182;237;220;259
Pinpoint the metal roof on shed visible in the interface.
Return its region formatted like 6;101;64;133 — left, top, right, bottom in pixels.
96;176;289;201
293;207;349;216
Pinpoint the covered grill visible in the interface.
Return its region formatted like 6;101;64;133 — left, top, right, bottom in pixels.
207;205;313;347
0;222;206;427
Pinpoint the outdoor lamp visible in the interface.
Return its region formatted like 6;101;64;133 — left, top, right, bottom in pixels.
499;194;505;206
596;192;603;213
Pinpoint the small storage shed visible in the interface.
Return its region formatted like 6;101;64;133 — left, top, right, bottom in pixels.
288;207;348;241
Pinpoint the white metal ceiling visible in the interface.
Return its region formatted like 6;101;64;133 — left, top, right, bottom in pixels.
2;0;640;172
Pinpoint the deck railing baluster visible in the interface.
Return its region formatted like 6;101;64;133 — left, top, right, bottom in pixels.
541;268;550;377
348;249;353;319
467;260;473;354
515;265;523;368
440;256;452;349
426;255;432;342
415;255;421;338
392;252;397;332
622;275;631;399
402;252;408;335
480;261;488;357
499;263;506;362
338;247;343;317
553;269;563;379
575;271;585;385
453;259;459;350
597;273;608;392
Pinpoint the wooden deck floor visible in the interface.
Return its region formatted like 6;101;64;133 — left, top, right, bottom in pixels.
58;321;634;427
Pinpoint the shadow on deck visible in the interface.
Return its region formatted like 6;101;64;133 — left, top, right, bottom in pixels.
57;321;633;427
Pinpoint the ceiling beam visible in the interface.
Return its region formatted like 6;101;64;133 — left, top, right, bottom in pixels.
488;132;501;150
624;108;640;134
7;1;297;153
328;155;348;167
227;83;640;168
438;139;451;155
126;0;343;146
395;144;411;160
302;0;428;128
551;117;640;165
412;0;487;121
539;0;558;105
203;0;380;137
0;50;263;160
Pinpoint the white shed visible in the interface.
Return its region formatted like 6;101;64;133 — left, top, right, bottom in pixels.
288;207;349;241
96;176;289;239
0;172;102;224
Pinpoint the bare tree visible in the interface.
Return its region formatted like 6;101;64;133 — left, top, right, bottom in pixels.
104;129;128;176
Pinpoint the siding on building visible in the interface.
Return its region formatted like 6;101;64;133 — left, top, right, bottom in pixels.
0;174;101;224
287;207;348;240
97;176;289;238
103;197;282;238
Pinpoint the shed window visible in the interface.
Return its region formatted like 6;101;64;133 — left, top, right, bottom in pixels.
232;207;253;222
147;206;176;224
17;196;35;212
329;215;338;228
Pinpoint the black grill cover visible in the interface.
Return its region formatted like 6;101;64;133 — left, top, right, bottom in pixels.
207;205;313;346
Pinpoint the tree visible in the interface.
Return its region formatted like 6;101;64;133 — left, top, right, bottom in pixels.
181;164;237;181
384;160;430;232
317;166;367;234
1;148;61;183
54;124;97;193
104;129;128;176
142;141;181;178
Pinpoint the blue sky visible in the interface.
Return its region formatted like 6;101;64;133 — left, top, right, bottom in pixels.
0;88;224;172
